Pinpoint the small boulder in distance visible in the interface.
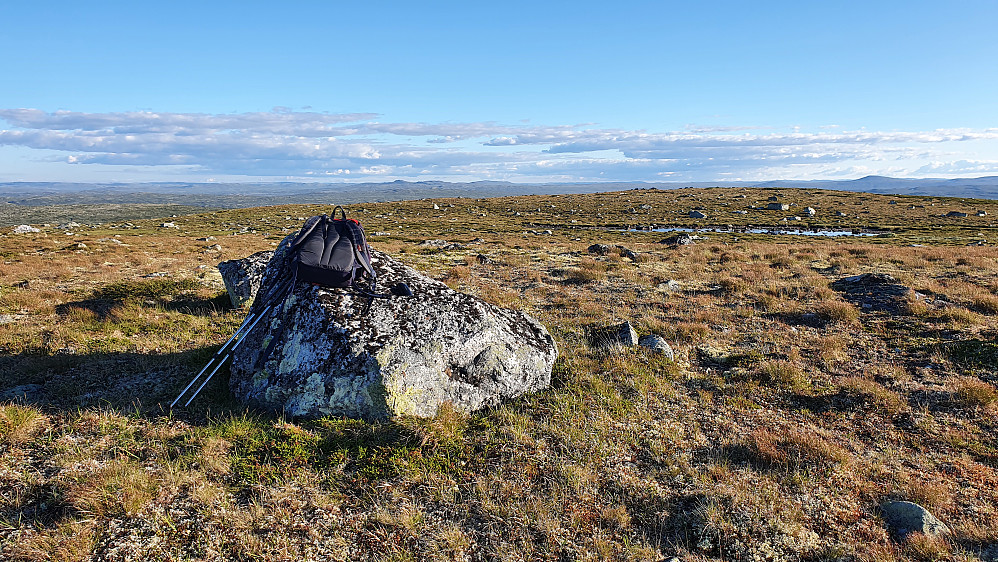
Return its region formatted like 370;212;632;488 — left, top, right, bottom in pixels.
586;321;638;348
638;335;674;359
881;501;949;539
588;243;612;255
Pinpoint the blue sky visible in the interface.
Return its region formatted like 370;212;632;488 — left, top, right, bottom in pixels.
1;1;997;183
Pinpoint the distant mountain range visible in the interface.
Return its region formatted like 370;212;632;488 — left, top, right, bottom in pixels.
2;176;997;208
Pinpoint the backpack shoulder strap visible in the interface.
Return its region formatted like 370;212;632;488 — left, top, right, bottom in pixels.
289;215;325;252
341;219;378;283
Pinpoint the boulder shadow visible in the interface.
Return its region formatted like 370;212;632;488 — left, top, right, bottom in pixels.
0;345;242;419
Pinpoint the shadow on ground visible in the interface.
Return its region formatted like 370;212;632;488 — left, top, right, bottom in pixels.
0;345;242;419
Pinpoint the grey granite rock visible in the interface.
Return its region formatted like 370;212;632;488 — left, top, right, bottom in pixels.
638;334;674;359
587;321;638;348
228;241;557;420
881;501;949;539
217;250;275;308
659;234;695;246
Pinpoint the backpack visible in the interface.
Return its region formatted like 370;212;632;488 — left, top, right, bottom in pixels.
288;205;380;295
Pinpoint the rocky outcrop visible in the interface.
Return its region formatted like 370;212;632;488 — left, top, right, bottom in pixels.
227;240;558;420
831;273;912;313
217;250;274;308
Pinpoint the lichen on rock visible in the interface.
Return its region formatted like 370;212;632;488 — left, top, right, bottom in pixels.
228;237;558;420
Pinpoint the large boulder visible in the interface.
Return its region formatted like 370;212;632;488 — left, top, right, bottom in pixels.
228;241;558;420
218;250;275;308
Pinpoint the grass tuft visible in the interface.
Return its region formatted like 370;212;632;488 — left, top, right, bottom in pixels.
740;427;851;471
0;403;46;444
950;377;998;409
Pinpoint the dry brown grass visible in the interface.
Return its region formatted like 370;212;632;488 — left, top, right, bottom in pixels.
742;428;851;471
838;376;907;415
756;359;810;390
815;298;860;324
950;377;998;410
0;404;47;444
2;188;998;560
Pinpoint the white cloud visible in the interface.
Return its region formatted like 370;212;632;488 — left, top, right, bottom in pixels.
1;108;996;182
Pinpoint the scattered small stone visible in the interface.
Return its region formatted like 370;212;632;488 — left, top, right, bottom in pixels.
98;237;123;245
767;196;779;201
160;222;178;228
638;335;674;359
836;211;847;217
689;210;707;219
419;239;465;250
659;234;695;246
804;207;816;216
12;225;40;234
58;221;82;229
767;203;790;211
197;236;217;241
977;210;988;216
72;242;87;250
881;501;949;539
588;243;612;255
205;244;222;251
657;279;682;293
586;321;638;348
433;203;440;210
945;211;968;218
372;231;391;236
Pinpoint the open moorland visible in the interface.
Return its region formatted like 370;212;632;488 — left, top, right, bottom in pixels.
1;187;997;561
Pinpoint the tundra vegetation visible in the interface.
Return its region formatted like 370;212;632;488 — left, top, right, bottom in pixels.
1;187;997;561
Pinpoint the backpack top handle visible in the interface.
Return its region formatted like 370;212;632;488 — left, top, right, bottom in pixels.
332;205;347;221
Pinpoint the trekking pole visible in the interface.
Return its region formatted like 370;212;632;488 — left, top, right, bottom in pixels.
170;310;258;408
183;304;272;406
170;277;292;408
